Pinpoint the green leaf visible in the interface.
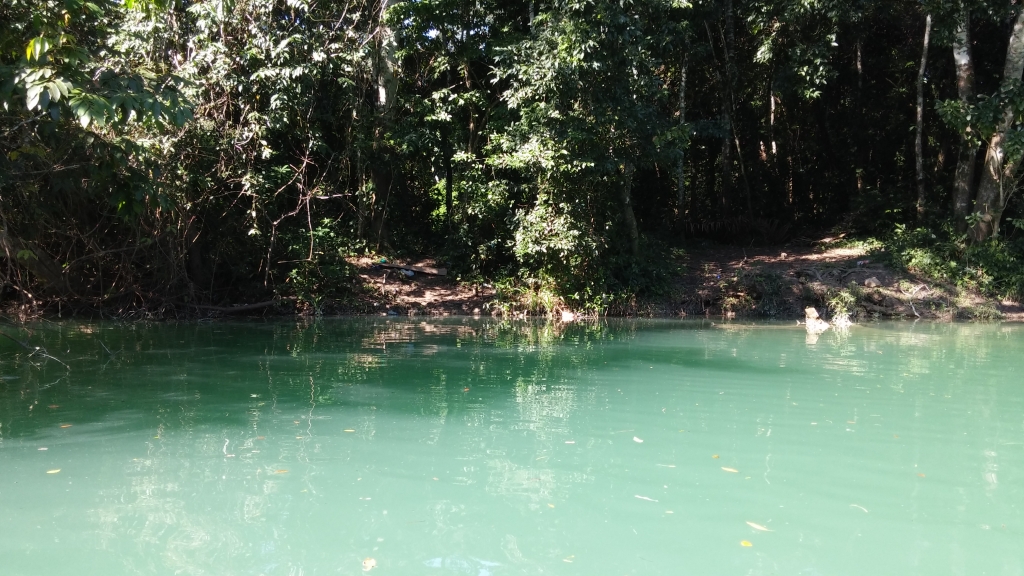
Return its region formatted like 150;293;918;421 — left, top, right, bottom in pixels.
26;85;41;110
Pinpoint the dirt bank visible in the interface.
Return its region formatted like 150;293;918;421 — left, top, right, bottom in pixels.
333;240;1023;322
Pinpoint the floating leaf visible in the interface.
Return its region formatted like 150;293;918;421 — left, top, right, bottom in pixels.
712;454;719;459
740;540;753;547
47;469;61;474
275;469;288;474
722;467;739;473
746;521;773;532
362;557;377;571
60;424;72;428
344;429;356;433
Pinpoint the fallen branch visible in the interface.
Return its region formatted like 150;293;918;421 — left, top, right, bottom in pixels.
379;263;447;276
899;284;929;319
193;300;283;313
1;328;71;370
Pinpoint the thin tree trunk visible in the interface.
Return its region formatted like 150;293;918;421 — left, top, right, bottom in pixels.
952;12;978;231
971;8;1024;241
441;124;454;231
621;163;640;259
723;0;736;215
916;14;932;219
365;0;398;248
676;52;688;224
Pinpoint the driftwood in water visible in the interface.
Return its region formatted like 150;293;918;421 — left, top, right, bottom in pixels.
193;300;283;313
379;263;447;276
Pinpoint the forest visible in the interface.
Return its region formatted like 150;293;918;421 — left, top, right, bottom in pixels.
3;0;1024;317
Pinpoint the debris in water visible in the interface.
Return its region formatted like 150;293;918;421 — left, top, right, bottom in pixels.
60;424;72;428
740;540;753;547
547;503;555;508
257;436;266;440
918;473;926;478
563;555;575;563
656;464;676;468
46;469;60;474
344;429;356;433
712;454;719;459
565;441;575;444
274;469;288;474
722;467;739;473
38;447;47;451
633;437;643;443
746;521;772;532
850;504;869;513
362;557;377;571
48;405;59;409
634;495;659;502
423;556;500;572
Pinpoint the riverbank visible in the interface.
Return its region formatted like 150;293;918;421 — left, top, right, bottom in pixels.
317;238;1024;322
4;238;1022;322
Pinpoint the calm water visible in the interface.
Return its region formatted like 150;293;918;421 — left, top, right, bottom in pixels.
0;319;1022;575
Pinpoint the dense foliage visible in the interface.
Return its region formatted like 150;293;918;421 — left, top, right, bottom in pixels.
3;0;1024;314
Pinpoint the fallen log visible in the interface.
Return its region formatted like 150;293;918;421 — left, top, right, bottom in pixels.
193;300;284;313
379;263;447;276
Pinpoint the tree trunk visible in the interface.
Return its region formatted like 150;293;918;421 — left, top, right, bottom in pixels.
970;8;1024;241
676;52;688;225
915;14;932;219
952;12;977;231
621;162;640;259
364;0;399;249
441;124;454;231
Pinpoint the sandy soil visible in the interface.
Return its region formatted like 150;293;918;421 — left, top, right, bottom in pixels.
265;240;1023;322
339;256;495;316
663;240;1024;321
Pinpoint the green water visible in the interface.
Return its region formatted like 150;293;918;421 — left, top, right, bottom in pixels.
0;319;1022;575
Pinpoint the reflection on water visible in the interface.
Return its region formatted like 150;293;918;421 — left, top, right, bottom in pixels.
1;319;1023;576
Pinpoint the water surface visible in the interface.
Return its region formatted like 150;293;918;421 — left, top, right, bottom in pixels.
1;319;1022;575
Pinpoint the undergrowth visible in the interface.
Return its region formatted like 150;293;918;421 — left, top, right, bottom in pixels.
884;223;1024;301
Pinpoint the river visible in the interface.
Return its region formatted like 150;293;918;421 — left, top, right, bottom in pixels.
0;319;1021;575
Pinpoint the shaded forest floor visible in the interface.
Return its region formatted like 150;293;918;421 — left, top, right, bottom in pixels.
335;238;1024;322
